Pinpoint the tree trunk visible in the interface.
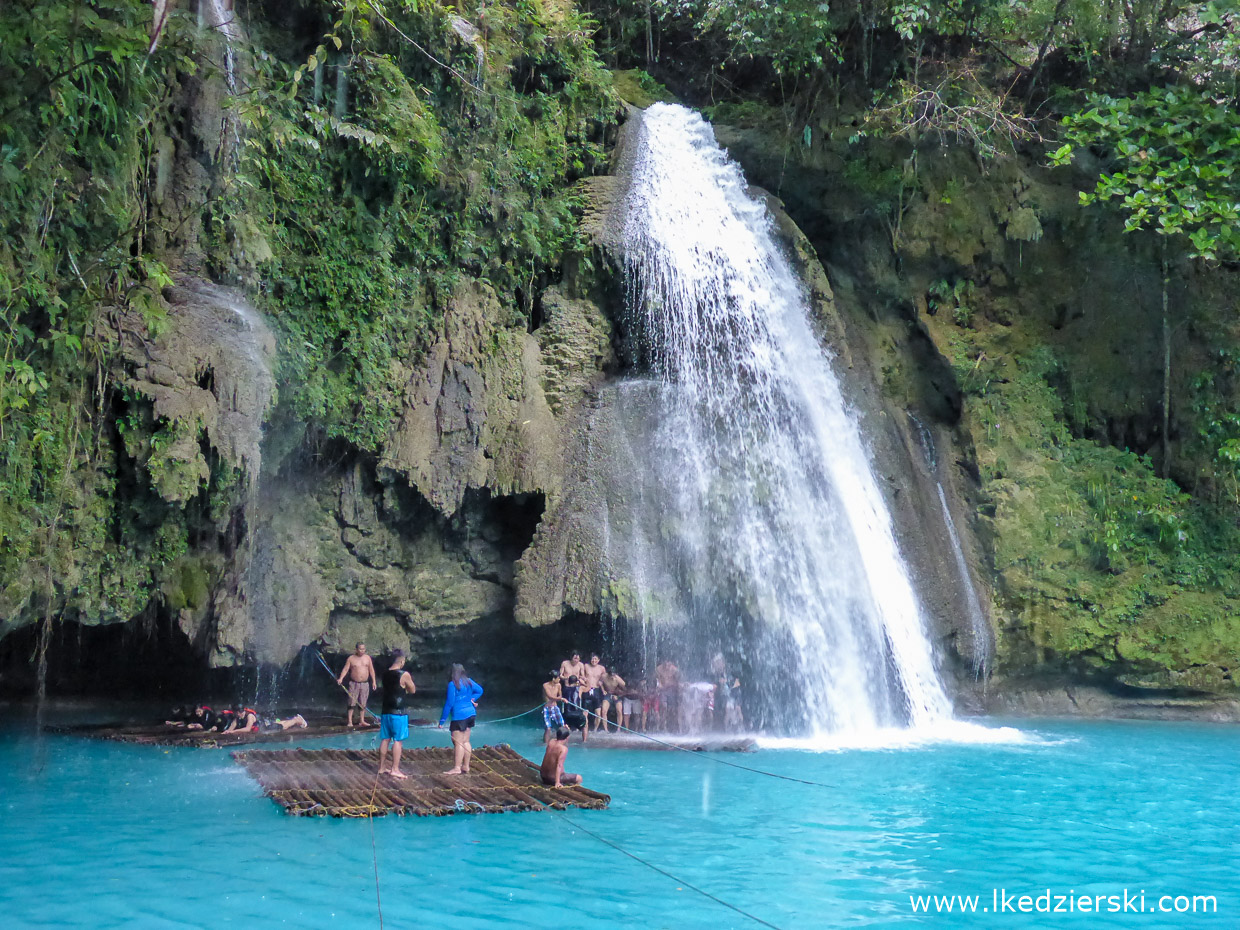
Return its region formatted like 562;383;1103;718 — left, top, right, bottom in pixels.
1161;240;1171;479
645;0;654;68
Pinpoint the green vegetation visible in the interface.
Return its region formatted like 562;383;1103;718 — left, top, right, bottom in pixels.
582;0;1240;689
2;0;1238;694
0;0;617;639
0;0;199;639
227;0;616;448
942;337;1240;688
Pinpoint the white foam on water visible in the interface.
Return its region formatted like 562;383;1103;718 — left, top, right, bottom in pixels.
756;719;1045;752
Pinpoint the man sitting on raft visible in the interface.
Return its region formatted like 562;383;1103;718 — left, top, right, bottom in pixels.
540;726;582;788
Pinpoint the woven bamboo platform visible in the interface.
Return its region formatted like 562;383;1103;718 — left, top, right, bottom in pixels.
585;732;757;752
44;716;433;748
234;744;610;817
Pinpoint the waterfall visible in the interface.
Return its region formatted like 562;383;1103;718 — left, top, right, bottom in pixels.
199;0;243;167
936;484;991;677
607;104;952;737
909;412;993;678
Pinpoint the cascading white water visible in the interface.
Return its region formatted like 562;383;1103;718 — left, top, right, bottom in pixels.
610;104;953;736
909;413;992;678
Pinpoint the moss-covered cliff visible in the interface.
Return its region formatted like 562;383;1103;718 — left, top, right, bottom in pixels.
0;0;621;687
4;0;1238;708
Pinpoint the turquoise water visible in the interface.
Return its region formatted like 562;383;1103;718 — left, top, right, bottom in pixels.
1;707;1236;928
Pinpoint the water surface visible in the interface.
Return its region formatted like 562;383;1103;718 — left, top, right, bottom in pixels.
1;709;1234;928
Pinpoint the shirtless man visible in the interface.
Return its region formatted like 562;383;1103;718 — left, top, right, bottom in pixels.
655;659;681;731
580;654;607;731
559;651;585;688
599;668;626;733
542;671;565;745
337;642;377;727
539;725;582;787
542;669;562;706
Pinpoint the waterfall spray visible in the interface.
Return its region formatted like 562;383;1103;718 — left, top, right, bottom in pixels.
606;104;953;737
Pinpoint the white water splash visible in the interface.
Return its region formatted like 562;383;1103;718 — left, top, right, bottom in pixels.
756;720;1044;753
611;103;953;737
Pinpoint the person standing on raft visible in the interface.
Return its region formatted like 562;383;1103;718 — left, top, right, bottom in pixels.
378;650;417;780
337;641;377;728
438;663;483;775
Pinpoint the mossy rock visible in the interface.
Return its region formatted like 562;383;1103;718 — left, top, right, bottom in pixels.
611;69;676;109
162;559;211;611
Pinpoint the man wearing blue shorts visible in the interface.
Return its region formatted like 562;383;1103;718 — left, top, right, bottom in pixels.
542;683;565;744
378;650;417;779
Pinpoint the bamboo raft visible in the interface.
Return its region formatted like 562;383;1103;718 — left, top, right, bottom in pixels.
234;744;610;818
585;732;757;752
44;716;433;749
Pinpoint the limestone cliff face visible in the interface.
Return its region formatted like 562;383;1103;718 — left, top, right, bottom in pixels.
382;280;563;514
198;273;615;668
120;281;276;503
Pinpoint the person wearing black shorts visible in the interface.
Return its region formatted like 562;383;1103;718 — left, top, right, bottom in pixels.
561;675;588;741
438;663;484;774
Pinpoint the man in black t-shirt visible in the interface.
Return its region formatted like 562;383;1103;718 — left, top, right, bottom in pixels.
378;650;417;779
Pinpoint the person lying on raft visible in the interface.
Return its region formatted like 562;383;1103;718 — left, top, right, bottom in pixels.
220;705;259;734
164;706;194;727
540;725;582;788
221;706;309;734
183;705;216;731
185;707;235;736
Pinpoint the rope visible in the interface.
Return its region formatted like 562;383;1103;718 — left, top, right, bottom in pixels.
368;755;385;929
563;700;842;790
472;704;544;726
541;802;784;930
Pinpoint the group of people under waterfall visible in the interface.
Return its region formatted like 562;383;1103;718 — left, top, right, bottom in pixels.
541;650;743;742
336;642;483;781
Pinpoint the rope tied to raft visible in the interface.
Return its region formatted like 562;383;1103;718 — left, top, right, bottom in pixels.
561;699;842;790
367;758;384;929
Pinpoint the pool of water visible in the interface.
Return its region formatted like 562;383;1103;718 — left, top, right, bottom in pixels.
1;706;1235;928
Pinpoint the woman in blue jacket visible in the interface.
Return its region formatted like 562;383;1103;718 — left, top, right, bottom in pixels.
439;663;483;774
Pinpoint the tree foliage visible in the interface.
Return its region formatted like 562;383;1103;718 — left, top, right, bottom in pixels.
1051;87;1240;261
0;0;618;631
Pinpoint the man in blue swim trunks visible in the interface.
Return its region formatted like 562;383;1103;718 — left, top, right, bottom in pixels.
542;671;565;744
378;650;417;779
